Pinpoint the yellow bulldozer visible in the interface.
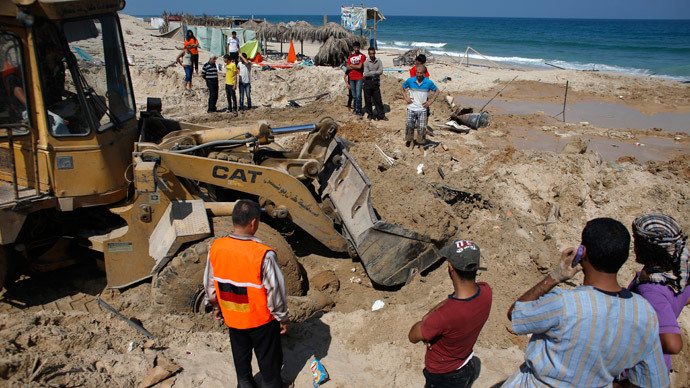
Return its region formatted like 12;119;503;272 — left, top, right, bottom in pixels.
0;0;442;313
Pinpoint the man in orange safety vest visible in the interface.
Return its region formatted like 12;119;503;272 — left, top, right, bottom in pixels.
204;199;290;388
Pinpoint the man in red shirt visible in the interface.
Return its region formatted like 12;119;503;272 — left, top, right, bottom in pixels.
409;240;492;388
347;41;367;116
409;54;430;78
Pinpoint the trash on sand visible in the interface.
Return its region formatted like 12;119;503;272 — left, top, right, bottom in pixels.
128;341;135;352
440;76;452;83
438;167;445;179
371;300;385;311
310;359;329;387
375;144;395;166
416;164;424;175
635;142;645;147
349;276;362;284
148;82;156;86
350;267;357;273
453;112;490;129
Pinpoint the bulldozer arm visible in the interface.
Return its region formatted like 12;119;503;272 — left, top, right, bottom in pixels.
134;118;442;287
320;138;441;286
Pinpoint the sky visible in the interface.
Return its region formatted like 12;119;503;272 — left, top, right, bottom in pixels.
124;0;690;19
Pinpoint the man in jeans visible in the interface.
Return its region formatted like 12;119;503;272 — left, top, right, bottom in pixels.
237;53;252;113
346;41;366;117
363;47;387;121
409;240;492;388
201;54;219;112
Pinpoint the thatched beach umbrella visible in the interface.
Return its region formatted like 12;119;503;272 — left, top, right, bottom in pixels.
314;22;351;42
239;19;261;31
254;20;275;55
314;36;352;66
287;20;316;55
273;22;289;54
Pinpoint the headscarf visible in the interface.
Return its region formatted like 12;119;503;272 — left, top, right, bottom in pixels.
632;213;689;294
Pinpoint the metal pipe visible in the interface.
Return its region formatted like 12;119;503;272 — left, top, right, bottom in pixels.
6;127;19;200
97;298;155;339
32;126;40;196
204;201;237;217
271;124;316;135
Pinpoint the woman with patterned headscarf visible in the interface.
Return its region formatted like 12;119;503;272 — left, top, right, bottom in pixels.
629;213;690;372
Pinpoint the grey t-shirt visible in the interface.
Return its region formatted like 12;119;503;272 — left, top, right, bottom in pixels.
363;57;383;78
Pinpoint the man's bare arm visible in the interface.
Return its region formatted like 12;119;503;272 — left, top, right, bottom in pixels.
507;247;581;320
400;84;411;104
408;321;425;343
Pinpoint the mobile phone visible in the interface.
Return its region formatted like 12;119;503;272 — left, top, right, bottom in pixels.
572;245;584;267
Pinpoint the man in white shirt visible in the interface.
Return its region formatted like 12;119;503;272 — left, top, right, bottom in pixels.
227;31;240;63
238;53;252;112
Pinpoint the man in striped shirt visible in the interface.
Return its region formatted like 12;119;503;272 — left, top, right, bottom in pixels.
503;218;669;388
201;54;219;113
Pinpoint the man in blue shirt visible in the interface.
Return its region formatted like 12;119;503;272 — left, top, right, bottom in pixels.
400;64;438;147
503;218;669;388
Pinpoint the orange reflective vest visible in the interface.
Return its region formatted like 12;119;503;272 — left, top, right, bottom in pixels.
209;236;275;329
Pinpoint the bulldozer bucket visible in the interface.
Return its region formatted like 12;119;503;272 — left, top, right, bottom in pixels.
321;138;442;286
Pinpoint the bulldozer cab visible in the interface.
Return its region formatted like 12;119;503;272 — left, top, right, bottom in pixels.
0;0;138;215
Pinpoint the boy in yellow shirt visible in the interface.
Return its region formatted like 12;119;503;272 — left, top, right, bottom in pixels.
223;54;238;116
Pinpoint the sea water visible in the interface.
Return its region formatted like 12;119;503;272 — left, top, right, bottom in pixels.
137;13;690;81
241;15;690;81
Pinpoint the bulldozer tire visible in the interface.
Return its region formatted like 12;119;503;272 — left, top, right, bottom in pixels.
150;217;304;314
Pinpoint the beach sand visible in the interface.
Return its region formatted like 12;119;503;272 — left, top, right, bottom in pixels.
1;13;689;388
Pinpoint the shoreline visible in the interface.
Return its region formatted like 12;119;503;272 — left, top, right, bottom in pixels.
132;14;690;82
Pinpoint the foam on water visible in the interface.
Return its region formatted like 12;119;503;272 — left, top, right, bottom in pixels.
380;41;690;82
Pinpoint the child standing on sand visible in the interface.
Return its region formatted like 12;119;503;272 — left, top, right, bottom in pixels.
176;48;193;92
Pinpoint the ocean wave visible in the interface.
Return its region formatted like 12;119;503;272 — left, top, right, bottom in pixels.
379;43;690;82
380;41;447;49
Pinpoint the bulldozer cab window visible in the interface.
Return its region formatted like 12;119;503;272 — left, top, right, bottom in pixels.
63;16;135;132
0;32;30;137
34;22;90;136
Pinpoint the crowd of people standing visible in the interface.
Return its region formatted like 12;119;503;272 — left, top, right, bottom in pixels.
181;40;689;388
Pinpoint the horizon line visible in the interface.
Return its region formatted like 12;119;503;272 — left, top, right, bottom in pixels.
125;12;690;21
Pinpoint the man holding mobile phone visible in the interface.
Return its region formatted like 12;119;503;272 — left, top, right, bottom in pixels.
503;218;669;388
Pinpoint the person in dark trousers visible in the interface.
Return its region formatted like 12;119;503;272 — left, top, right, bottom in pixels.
223;54;238;116
362;47;387;121
201;54;219;112
204;199;291;388
409;240;492;388
227;31;241;64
